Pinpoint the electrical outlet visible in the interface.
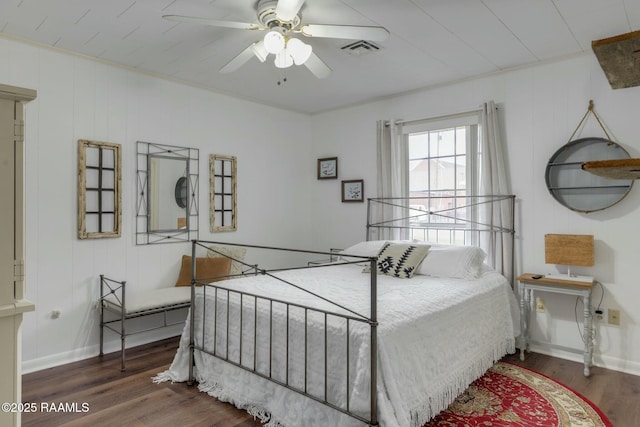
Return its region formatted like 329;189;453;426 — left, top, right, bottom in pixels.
608;309;620;325
536;297;545;313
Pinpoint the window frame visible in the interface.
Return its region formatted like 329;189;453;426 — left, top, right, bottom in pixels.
405;113;481;230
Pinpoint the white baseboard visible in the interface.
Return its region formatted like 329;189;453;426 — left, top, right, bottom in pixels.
22;328;183;374
528;343;640;377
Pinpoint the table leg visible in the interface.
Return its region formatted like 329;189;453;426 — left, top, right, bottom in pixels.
583;291;592;377
519;282;526;361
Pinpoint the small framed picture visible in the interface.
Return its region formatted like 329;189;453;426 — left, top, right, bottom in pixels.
317;157;338;179
342;179;364;202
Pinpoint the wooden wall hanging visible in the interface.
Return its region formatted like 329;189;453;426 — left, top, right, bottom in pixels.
78;139;122;239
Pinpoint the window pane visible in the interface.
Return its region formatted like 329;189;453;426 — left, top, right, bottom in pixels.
102;148;115;168
455;155;466;190
430;129;455;157
102;191;115;211
101;214;115;233
455;127;467;155
102;170;115;190
431;156;455;191
86;213;99;233
86;191;99;211
86;169;99;189
409;159;428;191
409;133;428;159
222;177;232;193
85;147;100;168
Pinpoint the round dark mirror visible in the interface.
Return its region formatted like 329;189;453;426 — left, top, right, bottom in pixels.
174;176;187;209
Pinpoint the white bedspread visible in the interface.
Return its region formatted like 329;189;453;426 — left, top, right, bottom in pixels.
155;264;519;427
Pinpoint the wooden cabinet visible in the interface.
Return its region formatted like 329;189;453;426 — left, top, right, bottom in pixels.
0;83;36;427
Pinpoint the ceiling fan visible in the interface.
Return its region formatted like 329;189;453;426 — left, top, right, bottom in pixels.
163;0;389;79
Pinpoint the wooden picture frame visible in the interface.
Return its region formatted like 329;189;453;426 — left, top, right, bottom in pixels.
78;139;122;239
210;154;237;232
341;179;364;202
317;157;338;179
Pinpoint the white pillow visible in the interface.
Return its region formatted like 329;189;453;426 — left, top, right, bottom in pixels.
417;244;486;279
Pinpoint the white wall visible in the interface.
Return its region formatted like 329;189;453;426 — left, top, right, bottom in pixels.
4;33;640;376
310;54;640;376
0;37;314;372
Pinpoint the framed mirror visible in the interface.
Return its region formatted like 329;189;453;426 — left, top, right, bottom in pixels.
136;141;199;244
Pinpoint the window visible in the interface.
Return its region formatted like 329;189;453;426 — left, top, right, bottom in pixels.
406;114;480;240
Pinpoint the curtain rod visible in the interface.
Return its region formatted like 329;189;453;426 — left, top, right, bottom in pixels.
393;107;484;127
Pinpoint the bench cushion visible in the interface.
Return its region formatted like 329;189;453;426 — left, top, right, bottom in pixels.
104;287;191;314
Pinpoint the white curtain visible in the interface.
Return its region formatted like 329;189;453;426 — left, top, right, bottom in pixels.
480;101;513;283
374;120;409;240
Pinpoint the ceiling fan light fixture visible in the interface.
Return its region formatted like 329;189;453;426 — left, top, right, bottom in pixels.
264;30;285;54
251;40;269;62
274;50;293;68
287;38;312;65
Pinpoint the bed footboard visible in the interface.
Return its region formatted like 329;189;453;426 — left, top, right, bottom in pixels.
187;241;380;426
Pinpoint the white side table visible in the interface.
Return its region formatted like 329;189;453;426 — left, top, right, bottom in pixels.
517;273;594;377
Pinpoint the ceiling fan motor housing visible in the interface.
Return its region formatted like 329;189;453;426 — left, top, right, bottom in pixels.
258;0;301;29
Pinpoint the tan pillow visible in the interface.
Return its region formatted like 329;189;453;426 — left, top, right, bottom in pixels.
175;255;232;287
207;245;247;278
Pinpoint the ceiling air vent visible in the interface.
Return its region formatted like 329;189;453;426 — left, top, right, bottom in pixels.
340;40;381;56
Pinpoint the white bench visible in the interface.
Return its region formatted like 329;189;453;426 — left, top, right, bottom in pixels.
99;275;191;371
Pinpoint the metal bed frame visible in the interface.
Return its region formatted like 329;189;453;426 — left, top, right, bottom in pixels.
187;194;515;426
367;194;516;284
187;241;380;425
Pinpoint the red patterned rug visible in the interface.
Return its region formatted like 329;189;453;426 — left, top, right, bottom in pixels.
424;362;612;427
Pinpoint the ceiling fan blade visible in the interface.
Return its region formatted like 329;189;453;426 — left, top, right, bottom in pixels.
275;0;306;22
304;52;332;79
219;44;260;73
163;15;262;31
300;24;389;42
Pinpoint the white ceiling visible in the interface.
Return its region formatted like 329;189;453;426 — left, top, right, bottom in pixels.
1;0;638;113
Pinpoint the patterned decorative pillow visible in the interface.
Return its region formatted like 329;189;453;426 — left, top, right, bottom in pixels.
207;245;247;278
376;242;430;279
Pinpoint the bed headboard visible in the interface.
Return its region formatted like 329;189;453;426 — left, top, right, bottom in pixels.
366;195;516;284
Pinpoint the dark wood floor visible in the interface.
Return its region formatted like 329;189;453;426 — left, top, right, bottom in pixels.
22;337;639;426
503;351;640;427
